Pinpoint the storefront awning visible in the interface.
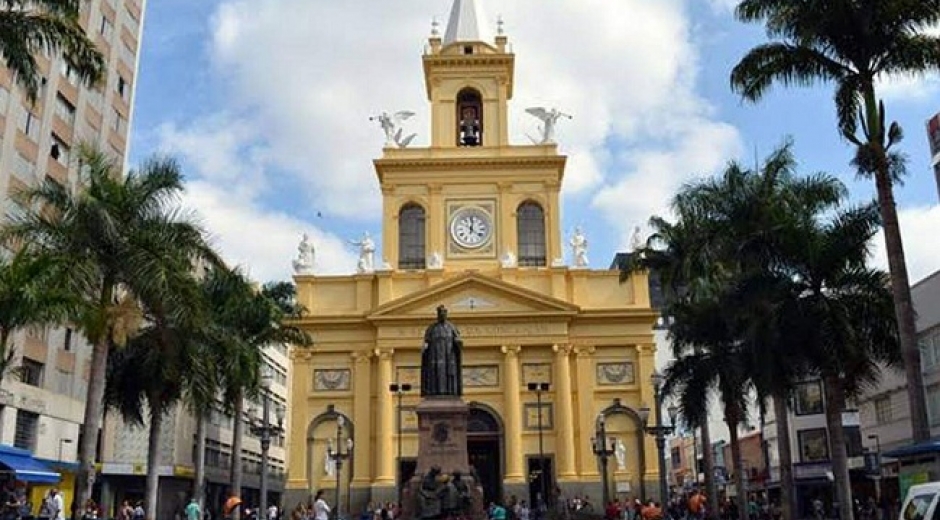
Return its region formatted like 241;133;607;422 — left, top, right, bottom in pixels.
0;445;61;483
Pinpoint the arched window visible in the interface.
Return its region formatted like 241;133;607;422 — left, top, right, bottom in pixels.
456;88;483;147
399;204;426;270
517;201;546;267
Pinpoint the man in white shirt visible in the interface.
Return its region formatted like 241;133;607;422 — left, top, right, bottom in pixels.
313;491;330;520
51;489;64;520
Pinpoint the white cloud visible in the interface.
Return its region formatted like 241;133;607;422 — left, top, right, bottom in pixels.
872;204;940;284
877;73;940;103
154;0;746;276
193;0;740;231
157;118;358;281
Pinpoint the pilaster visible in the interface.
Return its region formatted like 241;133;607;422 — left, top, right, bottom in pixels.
351;351;373;485
553;344;577;479
574;345;597;477
637;343;659;481
502;345;524;483
375;348;396;484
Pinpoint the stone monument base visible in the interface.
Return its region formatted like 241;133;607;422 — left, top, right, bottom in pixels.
400;397;485;520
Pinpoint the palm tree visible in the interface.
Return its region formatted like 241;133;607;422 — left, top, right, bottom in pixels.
730;0;940;442
663;298;752;520
0;250;75;386
197;267;311;503
104;270;210;520
0;0;105;101
632;142;853;520
3;147;218;518
763;202;900;520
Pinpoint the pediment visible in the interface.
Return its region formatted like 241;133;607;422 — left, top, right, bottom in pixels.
368;273;579;321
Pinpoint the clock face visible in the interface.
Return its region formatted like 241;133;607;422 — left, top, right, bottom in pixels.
449;207;492;249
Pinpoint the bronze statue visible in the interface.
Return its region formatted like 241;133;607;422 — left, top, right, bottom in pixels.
421;305;463;397
417;466;443;520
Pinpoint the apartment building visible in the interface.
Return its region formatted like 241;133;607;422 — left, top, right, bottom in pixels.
96;343;290;520
0;0;146;511
762;382;868;517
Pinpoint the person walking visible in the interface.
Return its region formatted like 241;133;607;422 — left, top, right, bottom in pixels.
313;492;330;520
186;499;202;520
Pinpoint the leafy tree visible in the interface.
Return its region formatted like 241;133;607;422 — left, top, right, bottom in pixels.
730;0;940;442
632;142;865;520
0;250;74;386
4;147;218;519
196;267;311;502
0;0;105;101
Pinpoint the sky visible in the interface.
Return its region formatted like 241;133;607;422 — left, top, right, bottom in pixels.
124;0;940;445
128;0;940;286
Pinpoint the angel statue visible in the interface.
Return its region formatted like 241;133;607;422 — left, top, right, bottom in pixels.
370;111;418;148
349;232;376;273
630;225;644;253
615;438;627;471
525;107;572;144
569;226;589;268
292;233;315;275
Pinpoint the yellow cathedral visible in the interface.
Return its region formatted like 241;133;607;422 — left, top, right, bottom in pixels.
286;0;660;510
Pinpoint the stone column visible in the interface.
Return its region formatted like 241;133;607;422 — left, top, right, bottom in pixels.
502;345;525;483
553;344;577;479
574;345;597;477
375;348;396;484
351;350;373;485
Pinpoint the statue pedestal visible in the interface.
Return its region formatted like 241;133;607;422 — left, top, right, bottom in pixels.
400;397;485;520
415;397;470;475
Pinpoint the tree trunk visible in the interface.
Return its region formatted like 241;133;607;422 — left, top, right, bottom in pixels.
146;403;164;520
823;375;853;520
230;392;245;508
700;419;719;519
0;329;11;388
726;412;747;520
194;412;207;510
773;394;795;520
862;87;930;442
73;337;110;520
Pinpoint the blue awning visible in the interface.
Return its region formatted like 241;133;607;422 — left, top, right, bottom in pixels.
0;445;61;483
883;440;940;459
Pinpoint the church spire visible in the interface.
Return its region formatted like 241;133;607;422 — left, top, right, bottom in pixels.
443;0;490;44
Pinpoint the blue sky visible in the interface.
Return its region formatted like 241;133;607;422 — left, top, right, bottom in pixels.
127;0;940;283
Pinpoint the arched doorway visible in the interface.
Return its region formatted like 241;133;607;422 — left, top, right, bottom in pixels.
467;405;503;503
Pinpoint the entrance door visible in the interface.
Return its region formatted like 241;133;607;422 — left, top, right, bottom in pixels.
527;456;554;508
467;407;503;504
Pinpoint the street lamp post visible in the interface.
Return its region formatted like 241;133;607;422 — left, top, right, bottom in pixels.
592;415;617;507
639;370;679;504
528;382;551;510
249;370;286;519
390;383;413;506
327;416;354;520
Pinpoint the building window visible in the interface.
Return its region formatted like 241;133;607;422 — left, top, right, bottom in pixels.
517;201;546;267
843;425;863;458
55;93;76;126
927;385;940;426
99;16;114;39
18;108;40;141
60;62;78;86
874;396;892;424
456;88;482;147
64;328;73;351
399;204;426;270
117;75;129;101
798;428;829;462
110;108;127;134
20;358;44;387
794;380;824;415
50;134;70;165
671;447;681;468
14;410;39;451
13;152;36;179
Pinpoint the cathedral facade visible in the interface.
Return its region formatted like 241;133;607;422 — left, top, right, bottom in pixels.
285;0;660;510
